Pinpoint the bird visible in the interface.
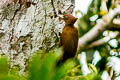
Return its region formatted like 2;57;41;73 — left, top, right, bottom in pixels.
58;14;78;63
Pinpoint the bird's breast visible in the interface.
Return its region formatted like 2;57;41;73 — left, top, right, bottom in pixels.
61;26;78;54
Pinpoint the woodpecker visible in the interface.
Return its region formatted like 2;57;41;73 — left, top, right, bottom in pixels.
58;14;78;63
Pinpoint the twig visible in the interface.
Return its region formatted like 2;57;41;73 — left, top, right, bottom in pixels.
78;6;120;51
87;31;119;49
108;18;120;30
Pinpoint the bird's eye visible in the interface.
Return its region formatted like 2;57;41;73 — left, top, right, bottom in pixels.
64;16;68;19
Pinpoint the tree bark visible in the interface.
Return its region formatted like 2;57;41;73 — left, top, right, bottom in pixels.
0;0;74;74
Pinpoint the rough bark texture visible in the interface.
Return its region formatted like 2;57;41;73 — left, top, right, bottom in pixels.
0;0;74;74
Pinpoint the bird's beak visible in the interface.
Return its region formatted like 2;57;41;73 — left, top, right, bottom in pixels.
58;15;64;19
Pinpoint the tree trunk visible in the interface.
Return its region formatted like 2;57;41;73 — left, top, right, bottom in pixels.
0;0;75;74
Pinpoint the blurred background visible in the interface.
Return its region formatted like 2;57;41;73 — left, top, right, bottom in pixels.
73;0;120;80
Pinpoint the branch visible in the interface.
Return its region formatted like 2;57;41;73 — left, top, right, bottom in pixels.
108;18;120;30
78;7;120;51
87;31;119;49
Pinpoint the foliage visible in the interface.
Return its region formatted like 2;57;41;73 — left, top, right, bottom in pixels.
0;56;26;80
0;48;102;80
76;0;120;79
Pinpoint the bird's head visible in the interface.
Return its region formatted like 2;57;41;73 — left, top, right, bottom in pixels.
58;14;78;26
